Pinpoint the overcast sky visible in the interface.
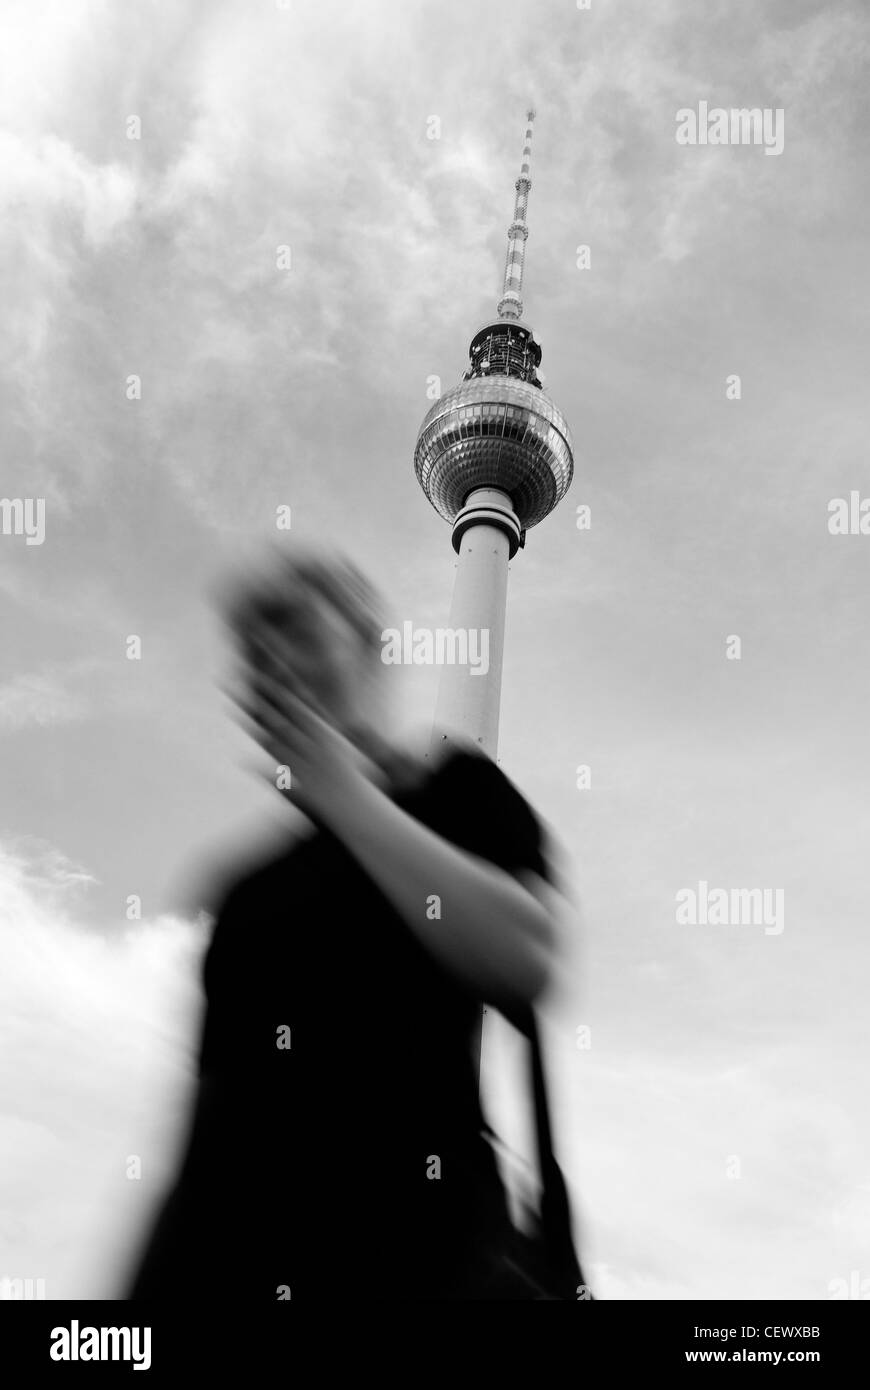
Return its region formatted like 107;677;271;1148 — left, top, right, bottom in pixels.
1;0;869;1300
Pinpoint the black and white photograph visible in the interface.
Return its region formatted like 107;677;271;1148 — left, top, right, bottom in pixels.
0;0;867;1363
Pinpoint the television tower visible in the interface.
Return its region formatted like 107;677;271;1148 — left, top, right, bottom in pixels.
414;109;574;759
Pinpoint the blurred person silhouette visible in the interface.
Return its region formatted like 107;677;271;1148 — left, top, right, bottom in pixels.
125;545;586;1300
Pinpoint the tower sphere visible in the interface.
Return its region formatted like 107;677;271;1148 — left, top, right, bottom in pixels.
414;373;573;532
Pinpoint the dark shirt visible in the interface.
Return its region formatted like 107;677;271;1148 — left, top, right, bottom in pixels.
128;747;549;1301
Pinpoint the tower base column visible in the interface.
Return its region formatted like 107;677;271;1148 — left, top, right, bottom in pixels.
429;488;520;761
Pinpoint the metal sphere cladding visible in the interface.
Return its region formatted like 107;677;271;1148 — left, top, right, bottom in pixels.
414;358;574;532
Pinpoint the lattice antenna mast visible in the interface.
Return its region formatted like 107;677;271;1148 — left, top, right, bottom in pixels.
496;108;535;321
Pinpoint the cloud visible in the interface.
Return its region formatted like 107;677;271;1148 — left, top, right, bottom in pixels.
0;656;167;733
0;840;209;1298
0;667;92;731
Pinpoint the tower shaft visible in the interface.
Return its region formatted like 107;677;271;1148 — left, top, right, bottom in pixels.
430;489;516;758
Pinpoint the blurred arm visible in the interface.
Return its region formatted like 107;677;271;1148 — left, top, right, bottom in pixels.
324;771;561;1013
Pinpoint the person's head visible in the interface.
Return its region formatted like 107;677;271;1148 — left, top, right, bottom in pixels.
221;545;388;756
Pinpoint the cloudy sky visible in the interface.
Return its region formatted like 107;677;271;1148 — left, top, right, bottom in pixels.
1;0;869;1300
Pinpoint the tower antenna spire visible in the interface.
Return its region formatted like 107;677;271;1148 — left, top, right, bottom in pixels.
497;107;536;321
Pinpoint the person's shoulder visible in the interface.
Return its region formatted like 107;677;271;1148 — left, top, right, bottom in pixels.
385;740;513;801
198;833;312;992
427;741;531;800
419;740;551;877
204;828;315;920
